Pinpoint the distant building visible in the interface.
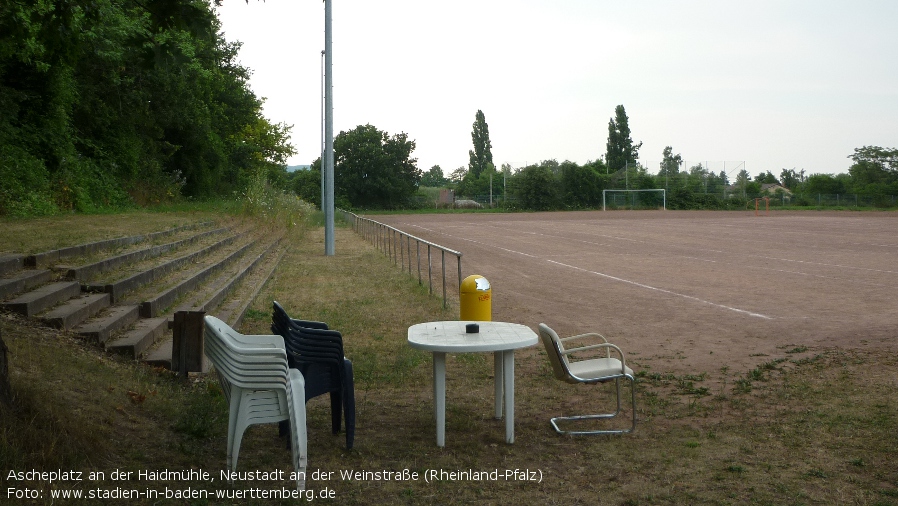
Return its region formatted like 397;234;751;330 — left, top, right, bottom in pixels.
439;189;455;205
760;183;791;195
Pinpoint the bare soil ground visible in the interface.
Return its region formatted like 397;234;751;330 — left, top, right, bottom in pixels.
366;210;898;383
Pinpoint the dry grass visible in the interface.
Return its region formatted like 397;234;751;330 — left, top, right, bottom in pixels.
1;212;897;505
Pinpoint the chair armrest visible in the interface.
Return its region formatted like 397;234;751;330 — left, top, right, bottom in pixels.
230;333;285;350
561;342;626;365
290;318;329;330
559;332;609;344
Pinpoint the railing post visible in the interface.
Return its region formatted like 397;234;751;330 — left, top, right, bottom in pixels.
457;255;462;295
417;241;422;285
441;250;447;308
428;245;433;295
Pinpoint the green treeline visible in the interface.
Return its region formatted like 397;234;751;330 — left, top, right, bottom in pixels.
449;154;898;212
437;108;898;211
0;0;293;216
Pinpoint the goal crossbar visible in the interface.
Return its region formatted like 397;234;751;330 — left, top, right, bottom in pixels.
603;189;666;211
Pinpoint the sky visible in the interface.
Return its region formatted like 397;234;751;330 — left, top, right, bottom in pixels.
214;0;898;178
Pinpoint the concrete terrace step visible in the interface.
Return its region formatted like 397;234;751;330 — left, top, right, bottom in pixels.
39;292;110;330
25;221;215;267
142;338;175;370
1;281;81;317
181;237;280;314
0;269;52;299
0;255;25;276
151;234;281;317
66;226;229;281
3;221;282;370
139;240;254;318
215;240;287;329
142;238;286;370
73;304;140;344
106;317;169;358
143;334;213;372
85;232;242;303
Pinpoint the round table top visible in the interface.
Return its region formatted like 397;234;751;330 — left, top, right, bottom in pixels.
407;321;538;353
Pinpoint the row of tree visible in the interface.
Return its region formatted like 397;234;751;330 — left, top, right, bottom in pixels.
0;0;294;216
289;105;897;212
429;107;898;210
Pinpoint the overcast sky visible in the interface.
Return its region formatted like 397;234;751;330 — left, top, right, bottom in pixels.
215;0;897;178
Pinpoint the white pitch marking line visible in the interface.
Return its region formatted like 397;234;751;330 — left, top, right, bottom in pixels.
400;222;772;318
547;260;773;320
400;223;537;258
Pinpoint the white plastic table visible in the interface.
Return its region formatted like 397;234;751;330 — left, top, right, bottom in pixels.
407;321;538;447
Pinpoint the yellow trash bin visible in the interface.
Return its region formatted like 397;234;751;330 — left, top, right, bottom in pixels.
460;275;491;321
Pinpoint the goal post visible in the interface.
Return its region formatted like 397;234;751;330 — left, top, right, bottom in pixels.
603;189;666;211
754;197;770;216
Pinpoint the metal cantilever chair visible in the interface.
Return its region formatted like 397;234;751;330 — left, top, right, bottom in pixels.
203;315;308;490
538;323;637;435
271;301;356;450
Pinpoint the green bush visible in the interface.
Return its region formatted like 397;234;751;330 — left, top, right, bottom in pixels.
0;145;58;217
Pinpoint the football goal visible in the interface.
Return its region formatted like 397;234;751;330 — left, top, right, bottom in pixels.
603;189;666;210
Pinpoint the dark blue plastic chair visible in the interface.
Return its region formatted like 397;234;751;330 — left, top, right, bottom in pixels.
272;301;355;450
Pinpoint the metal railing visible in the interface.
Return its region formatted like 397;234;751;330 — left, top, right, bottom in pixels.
340;210;462;308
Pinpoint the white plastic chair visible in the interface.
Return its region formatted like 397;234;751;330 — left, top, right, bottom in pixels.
204;315;308;490
538;323;636;435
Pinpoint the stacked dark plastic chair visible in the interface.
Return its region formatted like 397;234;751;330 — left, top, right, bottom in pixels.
272;301;355;450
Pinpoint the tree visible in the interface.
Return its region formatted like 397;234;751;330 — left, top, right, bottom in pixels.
801;174;847;195
779;168;803;190
658;146;683;189
560;161;604;208
605;105;642;172
735;169;752;197
847;146;898;191
510;162;561;211
468;110;493;179
754;171;778;184
420;165;449;187
289;164;322;208
684;163;709;193
0;0;295;216
448;166;467;186
333;124;421;209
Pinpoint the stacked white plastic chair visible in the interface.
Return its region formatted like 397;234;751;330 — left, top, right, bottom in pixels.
204;315;308;490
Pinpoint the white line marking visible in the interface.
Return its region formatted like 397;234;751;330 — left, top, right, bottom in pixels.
547;260;773;320
400;221;773;319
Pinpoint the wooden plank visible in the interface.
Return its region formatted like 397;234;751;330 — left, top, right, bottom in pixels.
172;311;205;377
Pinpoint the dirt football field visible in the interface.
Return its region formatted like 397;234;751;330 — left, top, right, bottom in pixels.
367;210;897;380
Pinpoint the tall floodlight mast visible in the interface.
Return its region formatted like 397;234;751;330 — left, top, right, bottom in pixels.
323;0;335;255
320;49;325;212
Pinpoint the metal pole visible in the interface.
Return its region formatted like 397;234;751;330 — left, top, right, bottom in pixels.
441;250;447;308
324;0;335;256
320;50;325;212
427;245;433;295
456;255;462;299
